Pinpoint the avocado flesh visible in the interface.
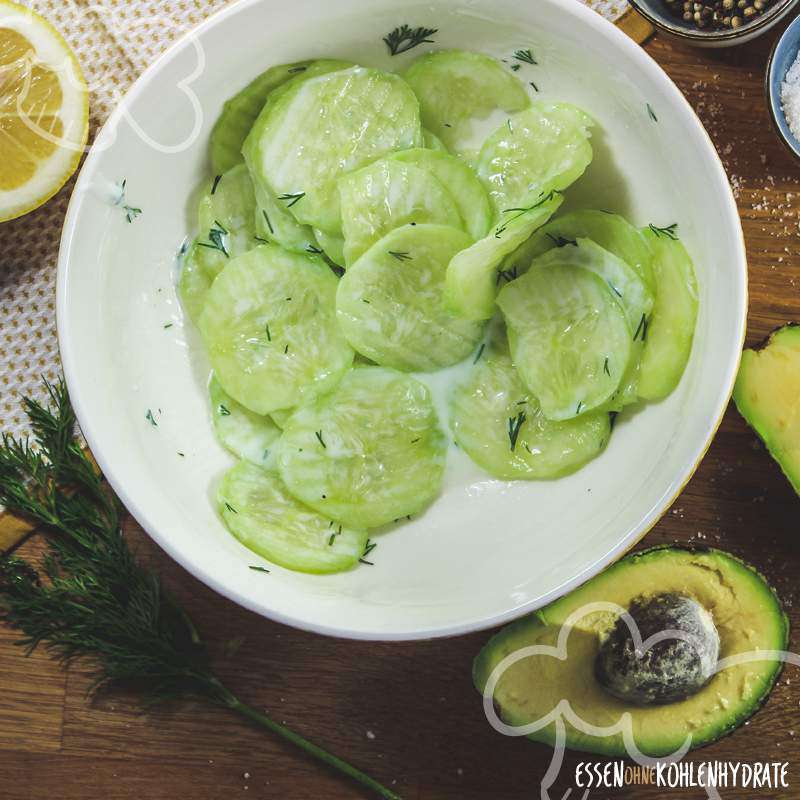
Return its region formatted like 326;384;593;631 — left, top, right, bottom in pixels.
734;325;800;494
473;546;787;757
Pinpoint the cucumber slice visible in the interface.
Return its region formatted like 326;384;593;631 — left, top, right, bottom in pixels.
252;178;317;254
198;244;354;415
179;240;224;324
497;263;631;420
209;375;280;465
531;238;654;409
477;103;593;215
338;158;463;266
246;66;423;235
277;367;447;528
451;336;610;479
423;129;448;152
337;224;484;371
197;164;257;254
242;60;353;252
638;228;698;400
444;191;563;321
313;228;345;266
210;61;311;174
218;461;367;574
404;50;530;156
391;148;492;241
180;165;259;323
527;210;655;290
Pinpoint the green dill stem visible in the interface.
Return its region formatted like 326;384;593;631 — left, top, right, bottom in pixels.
217;688;401;800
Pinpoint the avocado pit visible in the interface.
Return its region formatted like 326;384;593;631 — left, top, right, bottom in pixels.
595;592;720;705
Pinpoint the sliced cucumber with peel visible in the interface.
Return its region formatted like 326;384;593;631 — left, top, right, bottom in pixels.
210;62;311;174
451;335;610;479
444;192;563;321
198;244;353;415
245;66;423;235
209;375;280;465
526;209;655;291
404;50;530;156
337;224;484;371
531;238;654;409
497;263;631;420
277;367;447;529
338;157;462;266
218;460;367;574
390;148;492;241
180;164;258;322
477;102;593;215
638;228;698;400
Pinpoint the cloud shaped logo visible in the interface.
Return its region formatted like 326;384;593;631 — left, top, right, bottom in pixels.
4;1;206;156
481;600;796;800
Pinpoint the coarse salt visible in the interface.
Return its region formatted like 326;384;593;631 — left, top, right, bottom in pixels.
781;50;800;141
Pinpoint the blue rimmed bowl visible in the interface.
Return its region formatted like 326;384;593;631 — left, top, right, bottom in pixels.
767;13;800;158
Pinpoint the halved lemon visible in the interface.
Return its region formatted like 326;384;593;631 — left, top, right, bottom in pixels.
0;0;88;222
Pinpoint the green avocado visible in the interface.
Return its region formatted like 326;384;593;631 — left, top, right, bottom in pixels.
734;324;800;494
473;546;787;757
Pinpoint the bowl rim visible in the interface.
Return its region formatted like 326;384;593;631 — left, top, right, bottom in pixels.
56;0;749;640
765;14;800;160
628;0;800;42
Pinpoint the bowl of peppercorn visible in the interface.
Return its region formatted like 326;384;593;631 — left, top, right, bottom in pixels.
629;0;799;45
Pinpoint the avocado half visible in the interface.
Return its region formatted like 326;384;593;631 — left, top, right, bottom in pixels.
734;324;800;494
473;546;788;757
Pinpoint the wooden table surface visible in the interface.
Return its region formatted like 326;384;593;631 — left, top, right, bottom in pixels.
4;22;800;800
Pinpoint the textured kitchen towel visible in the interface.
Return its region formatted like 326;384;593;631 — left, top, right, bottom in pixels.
0;0;646;550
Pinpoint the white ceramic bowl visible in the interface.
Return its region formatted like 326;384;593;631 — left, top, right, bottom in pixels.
57;0;746;640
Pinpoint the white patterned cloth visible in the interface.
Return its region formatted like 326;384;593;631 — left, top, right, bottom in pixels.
0;0;627;437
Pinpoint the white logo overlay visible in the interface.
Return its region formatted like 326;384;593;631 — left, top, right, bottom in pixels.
1;1;206;155
481;600;798;800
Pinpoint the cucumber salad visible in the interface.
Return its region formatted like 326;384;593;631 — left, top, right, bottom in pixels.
179;47;698;575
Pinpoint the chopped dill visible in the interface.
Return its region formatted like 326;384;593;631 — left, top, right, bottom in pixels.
473;342;486;364
262;209;274;235
530;81;539;92
360;539;377;565
508;411;526;451
288;65;308;74
514;48;537;65
145;409;158;427
648;222;678;240
224;502;238;514
633;313;648;342
315;430;327;449
306;244;324;255
603;357;610;376
383;24;438;55
211;174;222;195
249;565;270;573
388;250;412;261
163;323;173;329
218;404;231;417
278;191;305;208
646;103;658;123
546;233;577;248
265;323;272;342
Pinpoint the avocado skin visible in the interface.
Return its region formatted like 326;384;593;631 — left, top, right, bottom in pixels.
473;545;789;757
733;324;800;495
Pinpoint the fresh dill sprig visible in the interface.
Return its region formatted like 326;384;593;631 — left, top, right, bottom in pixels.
278;192;305;208
648;222;678;240
507;411;526;452
633;313;648;342
197;220;229;258
514;48;537;65
383;24;438;56
388;251;412;261
546;233;577;248
360;539;377;565
0;380;400;800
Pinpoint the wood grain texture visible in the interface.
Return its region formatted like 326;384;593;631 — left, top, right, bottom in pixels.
3;28;800;800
